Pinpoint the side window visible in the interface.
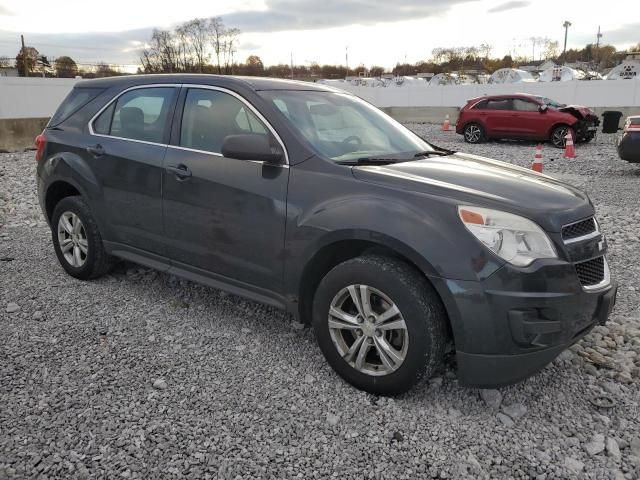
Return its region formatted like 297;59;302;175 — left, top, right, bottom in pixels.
272;99;291;119
180;89;270;154
49;88;104;127
485;99;512;111
93;87;176;143
513;98;539;112
93;103;114;135
471;100;487;110
235;107;267;134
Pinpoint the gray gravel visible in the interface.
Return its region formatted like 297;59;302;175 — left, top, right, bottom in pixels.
1;126;639;479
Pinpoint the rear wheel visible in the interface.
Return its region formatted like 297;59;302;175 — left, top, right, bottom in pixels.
312;255;448;395
463;123;485;144
52;196;113;280
550;125;573;148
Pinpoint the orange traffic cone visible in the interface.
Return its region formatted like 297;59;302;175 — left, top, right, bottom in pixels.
563;131;576;158
532;144;543;172
442;114;450;131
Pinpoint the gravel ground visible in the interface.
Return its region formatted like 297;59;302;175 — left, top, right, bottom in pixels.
1;126;639;479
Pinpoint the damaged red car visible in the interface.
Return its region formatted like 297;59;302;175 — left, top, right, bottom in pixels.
456;93;600;148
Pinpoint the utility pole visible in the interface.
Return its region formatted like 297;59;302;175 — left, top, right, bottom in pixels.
562;21;572;62
345;46;349;78
290;52;293;79
595;25;602;70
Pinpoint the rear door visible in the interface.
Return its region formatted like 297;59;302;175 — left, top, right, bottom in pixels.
87;85;178;255
162;86;289;294
482;98;513;137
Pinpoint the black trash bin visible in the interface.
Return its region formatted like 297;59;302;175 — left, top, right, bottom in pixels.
602;111;623;133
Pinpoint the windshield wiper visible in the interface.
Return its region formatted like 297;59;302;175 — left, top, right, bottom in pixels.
413;149;453;158
336;157;403;166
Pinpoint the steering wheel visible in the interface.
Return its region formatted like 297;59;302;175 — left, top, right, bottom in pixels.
342;135;362;147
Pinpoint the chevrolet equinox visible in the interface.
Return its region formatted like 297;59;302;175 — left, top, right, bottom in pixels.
36;75;617;395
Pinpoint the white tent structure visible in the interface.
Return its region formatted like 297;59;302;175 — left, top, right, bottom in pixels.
428;73;459;86
538;66;586;82
605;60;640;80
488;68;536;84
385;76;427;87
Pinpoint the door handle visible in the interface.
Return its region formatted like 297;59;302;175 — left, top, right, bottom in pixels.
166;164;192;179
86;144;105;157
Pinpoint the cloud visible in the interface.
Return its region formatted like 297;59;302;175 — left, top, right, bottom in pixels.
487;1;530;13
238;41;262;51
0;5;13;15
0;28;152;65
571;23;640;48
598;23;640;46
224;0;476;33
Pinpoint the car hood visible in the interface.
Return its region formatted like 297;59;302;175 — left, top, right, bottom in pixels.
351;152;594;232
558;105;596;118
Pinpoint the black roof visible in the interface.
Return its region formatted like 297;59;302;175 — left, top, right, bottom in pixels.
75;74;341;93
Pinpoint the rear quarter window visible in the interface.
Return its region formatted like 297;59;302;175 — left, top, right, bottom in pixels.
48;87;104;127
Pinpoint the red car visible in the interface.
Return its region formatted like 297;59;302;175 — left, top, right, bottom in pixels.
456;94;600;148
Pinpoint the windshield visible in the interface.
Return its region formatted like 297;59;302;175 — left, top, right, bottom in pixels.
536;96;565;108
259;90;434;161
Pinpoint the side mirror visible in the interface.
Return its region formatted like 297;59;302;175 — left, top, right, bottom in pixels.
539;104;548;113
221;134;284;163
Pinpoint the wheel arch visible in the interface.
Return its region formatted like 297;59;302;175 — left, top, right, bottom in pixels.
295;232;452;340
45;180;83;222
547;121;576;139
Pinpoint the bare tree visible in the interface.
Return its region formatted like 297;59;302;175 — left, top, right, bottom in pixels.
209;17;226;74
223;27;240;74
178;18;209;72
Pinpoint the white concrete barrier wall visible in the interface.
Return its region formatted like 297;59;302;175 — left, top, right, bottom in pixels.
1;76;639;120
338;80;640;109
0;77;79;119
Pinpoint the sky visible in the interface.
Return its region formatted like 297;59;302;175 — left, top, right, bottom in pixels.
0;0;638;71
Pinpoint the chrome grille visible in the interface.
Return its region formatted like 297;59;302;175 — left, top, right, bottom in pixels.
562;218;597;242
574;256;605;287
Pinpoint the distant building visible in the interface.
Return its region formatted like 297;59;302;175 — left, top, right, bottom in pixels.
0;67;19;77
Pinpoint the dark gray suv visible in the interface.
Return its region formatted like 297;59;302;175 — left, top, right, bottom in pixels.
36;75;617;395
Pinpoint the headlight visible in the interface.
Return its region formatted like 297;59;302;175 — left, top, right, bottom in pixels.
458;206;557;267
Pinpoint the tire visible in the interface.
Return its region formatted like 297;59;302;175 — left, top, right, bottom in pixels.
550;125;574;148
579;133;595;143
312;254;448;395
51;196;113;280
463;123;485;144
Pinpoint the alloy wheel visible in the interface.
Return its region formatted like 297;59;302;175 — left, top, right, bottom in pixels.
551;127;569;148
57;211;88;267
328;284;408;376
464;125;482;143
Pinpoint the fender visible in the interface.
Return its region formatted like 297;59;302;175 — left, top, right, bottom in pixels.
40;150;107;232
284;192;503;299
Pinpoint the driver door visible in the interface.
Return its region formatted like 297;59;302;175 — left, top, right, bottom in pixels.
162;87;289;294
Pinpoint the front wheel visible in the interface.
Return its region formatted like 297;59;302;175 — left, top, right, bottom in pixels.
312;255;448;395
550;125;574;148
463;123;485;144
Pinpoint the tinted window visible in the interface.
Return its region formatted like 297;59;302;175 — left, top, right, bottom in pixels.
93;103;114;135
49;87;104;126
94;87;176;143
485;99;511;110
513;98;539;112
180;89;269;154
471;100;487;110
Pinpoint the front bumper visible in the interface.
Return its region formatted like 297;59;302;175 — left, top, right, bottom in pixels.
431;258;617;387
